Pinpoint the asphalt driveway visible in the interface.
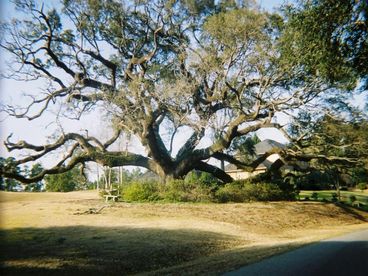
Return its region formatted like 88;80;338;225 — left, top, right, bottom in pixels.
225;228;368;276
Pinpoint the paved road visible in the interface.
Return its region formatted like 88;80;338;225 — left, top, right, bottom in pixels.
225;228;368;276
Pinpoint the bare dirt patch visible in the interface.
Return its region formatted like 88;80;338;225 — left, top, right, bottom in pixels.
1;191;367;275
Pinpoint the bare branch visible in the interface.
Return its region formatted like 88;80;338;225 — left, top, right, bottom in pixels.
103;129;122;149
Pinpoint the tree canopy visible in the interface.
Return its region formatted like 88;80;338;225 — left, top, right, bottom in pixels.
0;0;366;184
45;165;85;192
280;0;367;89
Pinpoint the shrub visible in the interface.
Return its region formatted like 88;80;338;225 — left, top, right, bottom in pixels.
184;171;220;188
215;181;296;203
161;179;191;202
311;192;318;200
331;193;338;202
114;176;297;203
121;181;161;202
162;179;214;202
358;203;368;211
215;182;247;203
349;195;357;203
357;183;367;191
244;182;285;201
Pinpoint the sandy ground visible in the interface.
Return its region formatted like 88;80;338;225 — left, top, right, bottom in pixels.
1;190;368;275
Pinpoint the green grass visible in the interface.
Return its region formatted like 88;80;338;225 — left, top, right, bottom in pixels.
300;190;368;211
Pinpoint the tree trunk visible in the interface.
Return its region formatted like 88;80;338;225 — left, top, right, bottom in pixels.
336;176;341;202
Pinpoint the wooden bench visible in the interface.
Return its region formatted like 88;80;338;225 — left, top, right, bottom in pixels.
104;189;120;202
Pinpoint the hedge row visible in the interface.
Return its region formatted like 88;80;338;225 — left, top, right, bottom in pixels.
108;179;297;203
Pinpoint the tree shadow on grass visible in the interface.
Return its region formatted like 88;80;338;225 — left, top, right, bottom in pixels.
0;225;240;276
2;221;366;275
334;202;368;222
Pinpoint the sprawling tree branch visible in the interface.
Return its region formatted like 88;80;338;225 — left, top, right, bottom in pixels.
194;161;233;184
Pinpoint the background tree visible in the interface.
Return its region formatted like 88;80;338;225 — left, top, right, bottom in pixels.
285;116;368;193
45;165;86;192
272;0;368;186
25;163;44;191
0;157;21;191
0;0;365;185
280;0;367;89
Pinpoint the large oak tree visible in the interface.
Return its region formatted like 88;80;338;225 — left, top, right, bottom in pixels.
0;0;365;184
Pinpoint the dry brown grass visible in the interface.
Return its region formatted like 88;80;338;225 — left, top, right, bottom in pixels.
1;191;368;275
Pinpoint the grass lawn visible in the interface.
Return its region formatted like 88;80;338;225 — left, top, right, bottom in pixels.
300;190;368;210
1;190;368;275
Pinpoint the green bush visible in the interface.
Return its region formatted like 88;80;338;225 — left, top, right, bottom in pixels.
184;171;220;188
119;178;215;203
311;192;318;200
244;182;285;201
121;181;161;202
215;181;296;203
115;175;297;203
349;195;357;203
215;182;247;203
331;193;338;202
357;183;367;191
162;179;214;202
161;179;191;202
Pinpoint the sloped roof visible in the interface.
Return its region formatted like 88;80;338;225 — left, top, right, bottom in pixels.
254;139;286;155
225;139;286;172
224;163;239;171
225;161;269;172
